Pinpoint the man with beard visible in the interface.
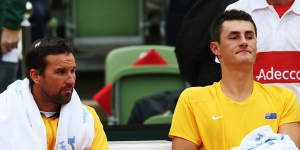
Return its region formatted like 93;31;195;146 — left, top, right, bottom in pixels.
0;37;108;150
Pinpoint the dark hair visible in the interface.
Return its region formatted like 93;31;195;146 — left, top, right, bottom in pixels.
210;9;257;43
25;37;74;86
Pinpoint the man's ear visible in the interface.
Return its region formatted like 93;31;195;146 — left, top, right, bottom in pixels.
210;41;221;56
29;69;41;84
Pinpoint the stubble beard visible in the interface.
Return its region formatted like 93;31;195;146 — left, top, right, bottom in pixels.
56;87;73;104
44;86;73;105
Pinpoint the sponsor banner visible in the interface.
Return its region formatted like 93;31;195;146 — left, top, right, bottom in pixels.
254;51;300;83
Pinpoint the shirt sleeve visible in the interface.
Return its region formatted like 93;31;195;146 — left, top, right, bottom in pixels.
169;89;202;146
85;106;108;150
2;0;26;30
280;88;300;125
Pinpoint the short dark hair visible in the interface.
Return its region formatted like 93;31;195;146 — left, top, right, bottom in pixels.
210;9;257;43
25;37;74;86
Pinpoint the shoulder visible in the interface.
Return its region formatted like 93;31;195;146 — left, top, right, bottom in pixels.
254;82;296;100
83;105;108;149
180;83;218;103
82;104;104;134
83;104;100;120
83;105;96;114
183;85;213;95
255;82;294;94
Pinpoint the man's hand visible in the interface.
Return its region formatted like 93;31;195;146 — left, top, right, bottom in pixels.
1;28;20;54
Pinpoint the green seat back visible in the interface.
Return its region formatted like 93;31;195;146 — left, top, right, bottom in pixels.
105;45;179;84
144;114;173;125
115;66;185;124
105;45;185;125
75;0;140;37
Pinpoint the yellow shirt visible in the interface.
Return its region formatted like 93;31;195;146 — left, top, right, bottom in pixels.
42;105;108;150
169;81;300;150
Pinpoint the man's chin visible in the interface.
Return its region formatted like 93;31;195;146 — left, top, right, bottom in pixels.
63;96;72;104
60;94;72;104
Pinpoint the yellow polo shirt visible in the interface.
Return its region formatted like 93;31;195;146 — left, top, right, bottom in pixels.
169;81;300;149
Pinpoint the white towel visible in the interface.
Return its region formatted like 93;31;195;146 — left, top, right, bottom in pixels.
231;125;298;150
0;78;95;150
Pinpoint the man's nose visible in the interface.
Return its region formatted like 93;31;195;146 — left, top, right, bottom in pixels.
65;72;76;86
240;37;248;47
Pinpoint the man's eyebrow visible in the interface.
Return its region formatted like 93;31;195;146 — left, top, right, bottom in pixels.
245;30;255;34
228;30;255;35
229;31;240;35
54;67;64;70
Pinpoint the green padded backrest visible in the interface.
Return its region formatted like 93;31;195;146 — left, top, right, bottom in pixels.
105;45;178;84
75;0;140;37
143;114;173;125
116;70;185;125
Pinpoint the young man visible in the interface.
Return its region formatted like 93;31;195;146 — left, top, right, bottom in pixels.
169;10;300;150
226;0;300;103
0;37;108;150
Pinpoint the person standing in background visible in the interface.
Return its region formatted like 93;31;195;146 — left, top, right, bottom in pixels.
29;0;51;42
0;0;26;93
172;0;238;87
